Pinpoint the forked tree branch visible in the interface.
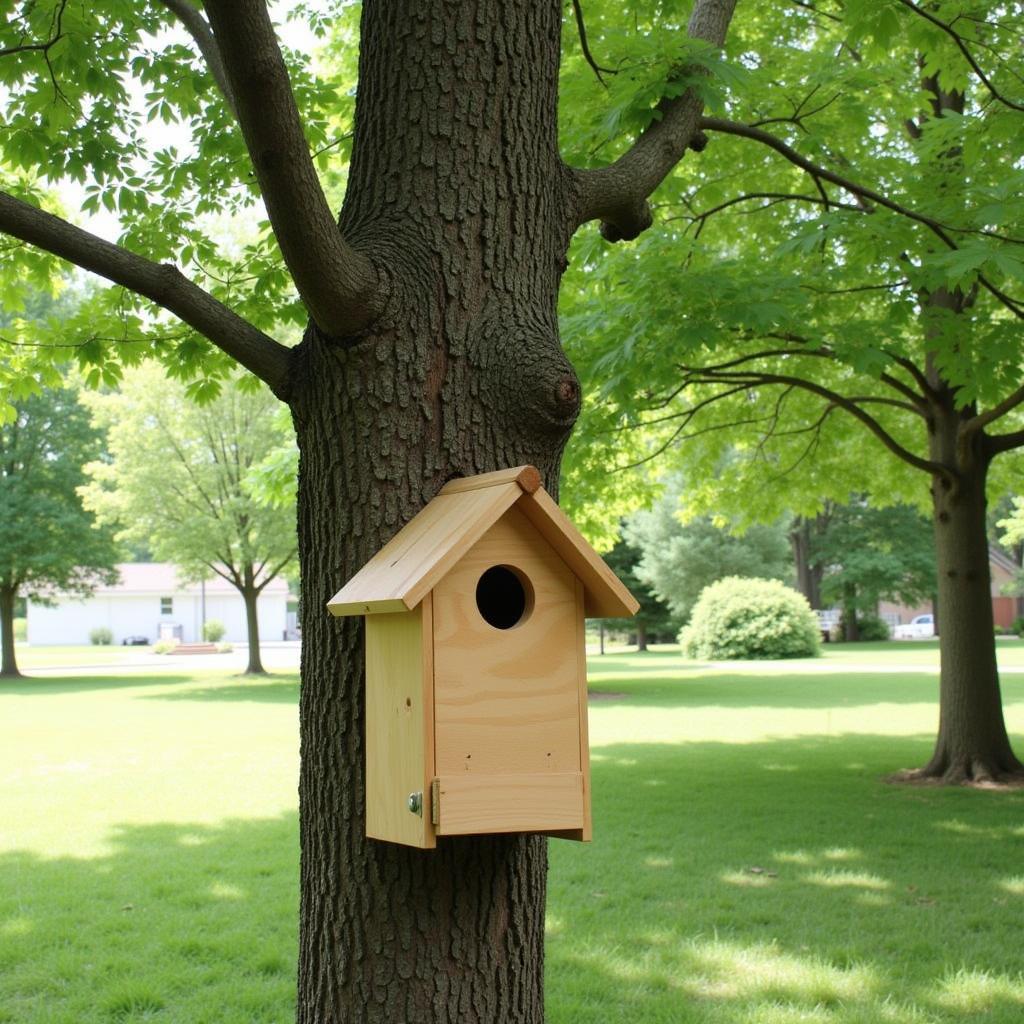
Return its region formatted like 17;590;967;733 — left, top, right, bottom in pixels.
157;0;236;115
0;192;292;397
678;363;953;480
571;0;738;241
202;0;382;338
968;380;1024;437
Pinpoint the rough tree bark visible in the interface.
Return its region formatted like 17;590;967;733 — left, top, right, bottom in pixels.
906;395;1024;784
0;583;20;678
288;3;579;1019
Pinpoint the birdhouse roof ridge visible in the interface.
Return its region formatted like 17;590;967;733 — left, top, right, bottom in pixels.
326;465;638;619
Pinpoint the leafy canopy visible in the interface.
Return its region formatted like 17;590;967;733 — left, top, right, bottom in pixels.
80;365;296;594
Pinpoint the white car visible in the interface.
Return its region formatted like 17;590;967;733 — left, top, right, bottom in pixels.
894;614;935;639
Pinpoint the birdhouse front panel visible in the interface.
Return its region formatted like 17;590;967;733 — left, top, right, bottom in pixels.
430;505;589;838
326;465;639;849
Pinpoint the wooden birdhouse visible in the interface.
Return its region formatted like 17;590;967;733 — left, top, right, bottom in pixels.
327;465;638;849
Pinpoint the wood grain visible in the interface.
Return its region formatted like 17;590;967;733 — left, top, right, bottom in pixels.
365;601;435;848
439;465;541;495
432;506;582;777
434;772;584;835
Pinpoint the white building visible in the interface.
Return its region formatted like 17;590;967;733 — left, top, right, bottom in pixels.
26;563;290;646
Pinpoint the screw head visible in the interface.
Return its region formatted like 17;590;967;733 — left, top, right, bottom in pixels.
407;791;423;815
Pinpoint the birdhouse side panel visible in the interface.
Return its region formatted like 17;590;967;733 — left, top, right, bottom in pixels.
364;598;435;849
432;506;581;777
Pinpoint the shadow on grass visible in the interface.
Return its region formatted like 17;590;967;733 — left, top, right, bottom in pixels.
548;736;1024;1023
0;814;299;1023
5;735;1024;1022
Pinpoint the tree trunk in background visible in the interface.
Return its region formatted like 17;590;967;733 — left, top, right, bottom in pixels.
240;583;265;675
842;583;859;642
289;2;579;1018
790;516;821;608
0;584;20;678
636;622;648;651
917;448;1023;782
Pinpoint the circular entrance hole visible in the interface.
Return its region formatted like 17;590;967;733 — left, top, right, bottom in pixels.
475;565;532;630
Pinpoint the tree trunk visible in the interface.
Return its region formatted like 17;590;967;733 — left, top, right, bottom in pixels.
289;2;578;1018
914;453;1024;783
0;584;20;679
790;516;821;608
842;584;859;642
240;582;265;675
636;622;648;652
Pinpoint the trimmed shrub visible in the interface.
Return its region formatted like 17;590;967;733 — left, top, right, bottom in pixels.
13;617;26;642
838;610;891;642
680;576;821;660
1012;616;1024;638
89;626;113;646
202;619;226;642
153;639;177;654
856;613;892;641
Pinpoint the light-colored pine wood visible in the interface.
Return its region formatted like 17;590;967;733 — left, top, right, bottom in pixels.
365;601;435;848
434;772;584;835
327;483;521;616
517;488;640;618
432;506;582;777
439;465;541;495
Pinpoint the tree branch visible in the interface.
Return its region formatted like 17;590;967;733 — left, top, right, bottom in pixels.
202;0;382;338
986;427;1024;457
157;0;236;116
679;364;952;480
966;381;1024;437
570;0;617;87
0;192;292;397
894;0;1024;112
572;0;738;241
699;115;1024;319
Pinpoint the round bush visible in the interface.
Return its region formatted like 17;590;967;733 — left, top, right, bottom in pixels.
679;576;821;660
202;619;226;642
90;626;113;646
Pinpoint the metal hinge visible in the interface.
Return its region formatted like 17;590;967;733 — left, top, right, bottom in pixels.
430;778;440;826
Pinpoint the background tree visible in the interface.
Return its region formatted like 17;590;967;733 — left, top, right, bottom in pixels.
626;478;793;625
564;3;1024;783
81;366;295;674
0;381;119;677
600;533;678;650
0;1;741;1015
814;501;936;641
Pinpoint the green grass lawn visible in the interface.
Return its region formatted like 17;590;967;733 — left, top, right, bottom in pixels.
2;648;1024;1022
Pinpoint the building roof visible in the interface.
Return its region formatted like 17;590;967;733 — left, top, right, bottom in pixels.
327;466;639;619
92;563;289;597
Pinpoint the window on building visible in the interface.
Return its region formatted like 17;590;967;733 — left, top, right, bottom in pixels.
160;597;173;616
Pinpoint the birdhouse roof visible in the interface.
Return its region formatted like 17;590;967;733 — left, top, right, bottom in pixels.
327;465;639;619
